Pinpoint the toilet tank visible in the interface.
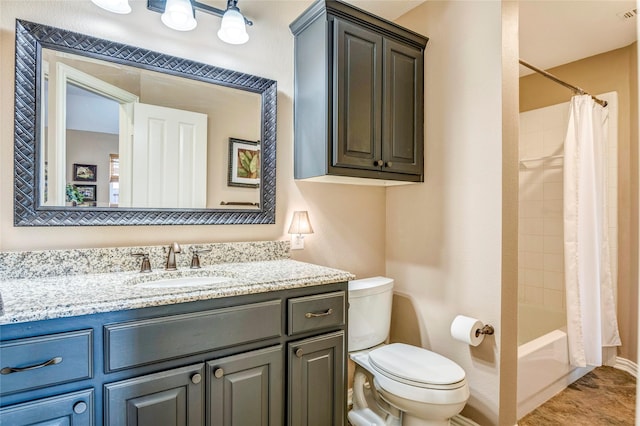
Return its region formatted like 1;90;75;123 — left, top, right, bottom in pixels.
348;277;394;351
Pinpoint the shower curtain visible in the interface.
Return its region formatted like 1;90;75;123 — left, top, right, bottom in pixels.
564;94;621;367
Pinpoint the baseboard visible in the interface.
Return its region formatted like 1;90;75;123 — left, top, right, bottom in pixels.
615;357;638;378
451;414;481;426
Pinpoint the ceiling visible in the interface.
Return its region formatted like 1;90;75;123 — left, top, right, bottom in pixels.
351;0;638;76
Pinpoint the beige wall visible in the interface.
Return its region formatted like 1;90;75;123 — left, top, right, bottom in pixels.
0;1;386;279
520;44;639;363
390;2;518;425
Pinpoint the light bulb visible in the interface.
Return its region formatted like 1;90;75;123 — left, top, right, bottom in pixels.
217;8;249;45
161;0;197;31
91;0;131;14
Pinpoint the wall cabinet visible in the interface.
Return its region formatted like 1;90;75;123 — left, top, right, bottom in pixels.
291;0;428;184
0;282;347;425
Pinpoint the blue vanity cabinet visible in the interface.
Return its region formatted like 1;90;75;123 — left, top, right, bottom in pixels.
104;363;205;425
0;389;94;425
0;281;347;426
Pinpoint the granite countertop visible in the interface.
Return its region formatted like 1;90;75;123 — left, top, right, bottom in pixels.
0;259;355;325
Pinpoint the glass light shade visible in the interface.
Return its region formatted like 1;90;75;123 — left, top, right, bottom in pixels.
288;211;314;235
217;8;249;45
161;0;197;31
91;0;131;14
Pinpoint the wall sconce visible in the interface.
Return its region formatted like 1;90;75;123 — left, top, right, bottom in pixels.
91;0;253;45
288;211;314;250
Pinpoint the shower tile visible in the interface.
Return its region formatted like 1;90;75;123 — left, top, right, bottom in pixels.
543;198;563;217
520;184;544;201
518;285;525;302
543;182;563;200
521;235;544;253
519;218;544;235
542;127;565;156
524;286;544;305
520;200;544;218
519;131;544;157
543;218;563;236
518;268;525;286
543;236;563;255
544;253;564;272
544;270;563;291
523;268;544;287
521;251;544;270
542;166;563;183
543;289;564;309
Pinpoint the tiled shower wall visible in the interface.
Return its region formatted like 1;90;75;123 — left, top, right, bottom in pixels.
518;93;618;314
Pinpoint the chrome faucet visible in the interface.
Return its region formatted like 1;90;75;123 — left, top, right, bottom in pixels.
165;242;181;271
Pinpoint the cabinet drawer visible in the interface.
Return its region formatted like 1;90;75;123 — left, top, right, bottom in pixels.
288;291;345;335
0;330;93;396
105;299;282;372
0;388;94;425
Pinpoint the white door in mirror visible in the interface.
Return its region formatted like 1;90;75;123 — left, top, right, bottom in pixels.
120;103;208;208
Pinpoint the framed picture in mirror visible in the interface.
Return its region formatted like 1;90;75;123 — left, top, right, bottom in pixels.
228;138;260;188
76;185;96;202
73;164;97;182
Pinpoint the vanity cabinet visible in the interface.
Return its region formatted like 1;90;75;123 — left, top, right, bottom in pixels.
0;282;347;426
290;0;428;184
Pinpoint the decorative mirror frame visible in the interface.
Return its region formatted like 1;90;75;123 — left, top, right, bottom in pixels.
14;20;277;226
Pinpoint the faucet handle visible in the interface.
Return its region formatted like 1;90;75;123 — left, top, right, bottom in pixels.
189;248;212;269
131;253;152;273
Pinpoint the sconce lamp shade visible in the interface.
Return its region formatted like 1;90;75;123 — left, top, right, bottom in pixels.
91;0;131;14
161;0;197;31
288;211;314;235
217;7;249;44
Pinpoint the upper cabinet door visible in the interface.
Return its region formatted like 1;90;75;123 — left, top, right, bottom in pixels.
383;39;424;176
333;18;383;171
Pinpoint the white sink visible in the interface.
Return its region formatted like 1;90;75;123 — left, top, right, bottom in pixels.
134;276;233;289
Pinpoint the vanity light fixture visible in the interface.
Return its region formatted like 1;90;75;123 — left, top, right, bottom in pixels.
91;0;253;44
90;0;132;14
288;211;314;250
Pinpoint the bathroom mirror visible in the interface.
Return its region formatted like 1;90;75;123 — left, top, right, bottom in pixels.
14;20;277;226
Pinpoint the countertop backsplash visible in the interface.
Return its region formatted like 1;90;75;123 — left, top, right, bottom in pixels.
0;240;290;280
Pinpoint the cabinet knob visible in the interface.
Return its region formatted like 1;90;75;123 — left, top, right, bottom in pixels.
191;373;202;384
73;401;87;414
385;161;393;168
374;160;384;167
295;348;304;358
214;368;224;379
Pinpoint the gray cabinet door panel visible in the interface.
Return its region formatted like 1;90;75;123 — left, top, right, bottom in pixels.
333;18;382;170
207;345;283;426
288;331;345;426
104;363;204;426
0;389;94;426
383;38;424;175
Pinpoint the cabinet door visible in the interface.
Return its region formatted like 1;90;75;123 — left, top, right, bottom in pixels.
288;331;345;426
382;38;424;176
333;18;383;171
104;363;204;426
0;389;94;426
207;346;283;426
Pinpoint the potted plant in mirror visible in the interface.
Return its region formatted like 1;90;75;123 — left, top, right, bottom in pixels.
66;184;84;206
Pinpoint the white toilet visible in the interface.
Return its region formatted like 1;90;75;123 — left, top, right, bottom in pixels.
348;277;470;426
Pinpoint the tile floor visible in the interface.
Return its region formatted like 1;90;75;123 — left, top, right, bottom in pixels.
519;366;636;425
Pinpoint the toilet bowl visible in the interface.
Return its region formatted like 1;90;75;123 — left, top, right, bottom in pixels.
348;277;470;426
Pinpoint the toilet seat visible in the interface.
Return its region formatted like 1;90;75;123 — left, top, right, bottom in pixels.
369;343;466;390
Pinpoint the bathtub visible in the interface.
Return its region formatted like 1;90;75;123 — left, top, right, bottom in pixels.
517;304;592;419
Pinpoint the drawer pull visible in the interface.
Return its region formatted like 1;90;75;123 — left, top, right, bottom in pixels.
73;401;88;415
0;356;63;375
295;348;304;358
214;368;224;379
191;373;202;384
305;308;333;319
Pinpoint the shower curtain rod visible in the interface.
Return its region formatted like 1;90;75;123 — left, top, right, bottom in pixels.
519;59;608;107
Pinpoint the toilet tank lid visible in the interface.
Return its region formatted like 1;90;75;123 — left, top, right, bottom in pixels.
348;276;394;296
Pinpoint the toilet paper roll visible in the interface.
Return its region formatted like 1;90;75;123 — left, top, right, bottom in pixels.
450;315;485;346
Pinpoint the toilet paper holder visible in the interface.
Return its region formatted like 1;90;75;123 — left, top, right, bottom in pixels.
475;324;495;337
